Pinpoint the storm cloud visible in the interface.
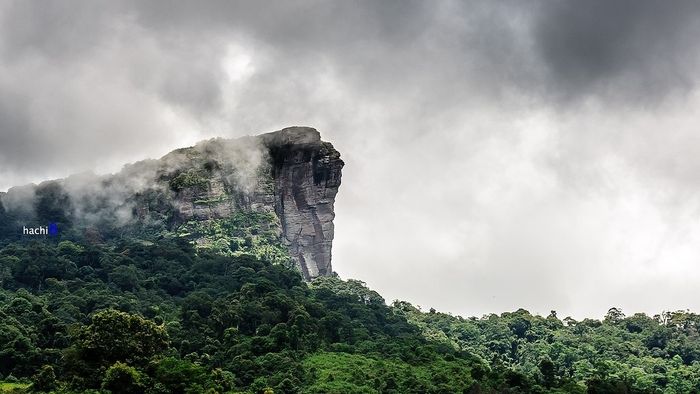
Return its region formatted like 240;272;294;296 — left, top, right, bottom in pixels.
2;0;700;318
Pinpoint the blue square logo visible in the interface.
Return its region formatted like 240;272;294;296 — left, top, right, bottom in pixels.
48;223;58;236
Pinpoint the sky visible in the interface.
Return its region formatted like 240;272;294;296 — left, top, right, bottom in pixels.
2;0;700;319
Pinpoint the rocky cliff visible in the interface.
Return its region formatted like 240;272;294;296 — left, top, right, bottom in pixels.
0;126;344;280
262;129;344;278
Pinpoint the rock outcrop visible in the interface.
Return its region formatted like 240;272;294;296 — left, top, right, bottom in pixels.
0;127;344;280
262;128;343;278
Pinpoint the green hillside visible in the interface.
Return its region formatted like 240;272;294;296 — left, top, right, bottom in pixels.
2;224;700;393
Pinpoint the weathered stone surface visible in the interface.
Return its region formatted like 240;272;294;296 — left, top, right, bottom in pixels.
262;127;344;279
162;127;344;279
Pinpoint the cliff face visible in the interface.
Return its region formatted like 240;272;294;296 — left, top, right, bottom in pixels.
263;128;343;278
0;127;344;280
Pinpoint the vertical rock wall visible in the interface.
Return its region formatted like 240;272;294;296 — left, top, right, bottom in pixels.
262;127;344;279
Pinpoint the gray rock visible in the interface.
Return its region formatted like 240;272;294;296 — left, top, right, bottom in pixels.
262;127;344;279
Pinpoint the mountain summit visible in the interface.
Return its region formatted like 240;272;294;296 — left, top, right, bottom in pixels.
0;126;344;280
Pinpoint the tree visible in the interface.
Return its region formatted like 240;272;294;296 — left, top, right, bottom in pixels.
538;357;556;388
150;357;209;394
32;365;57;392
102;362;145;394
109;265;139;291
604;308;625;324
71;309;169;367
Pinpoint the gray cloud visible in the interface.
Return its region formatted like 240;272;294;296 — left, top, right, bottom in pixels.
533;0;700;103
2;0;700;318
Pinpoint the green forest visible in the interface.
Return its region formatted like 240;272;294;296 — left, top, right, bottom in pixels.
2;204;700;393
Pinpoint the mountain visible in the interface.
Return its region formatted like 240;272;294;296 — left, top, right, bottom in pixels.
3;128;700;393
0;126;343;280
